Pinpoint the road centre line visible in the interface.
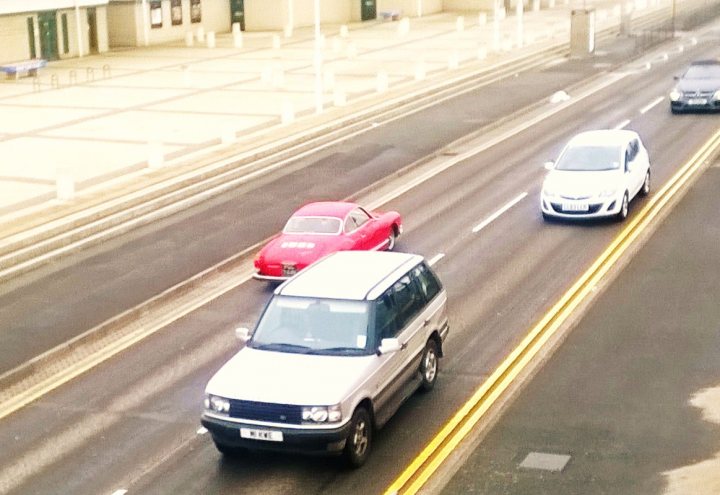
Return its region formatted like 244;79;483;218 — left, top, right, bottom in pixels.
428;253;445;266
0;71;629;421
472;193;528;233
383;129;720;495
613;119;630;130
640;96;665;114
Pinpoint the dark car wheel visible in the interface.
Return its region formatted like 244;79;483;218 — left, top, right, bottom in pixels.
419;339;439;392
344;407;372;468
616;192;629;222
639;170;651;197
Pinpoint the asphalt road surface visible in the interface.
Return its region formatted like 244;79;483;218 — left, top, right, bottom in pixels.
1;24;720;495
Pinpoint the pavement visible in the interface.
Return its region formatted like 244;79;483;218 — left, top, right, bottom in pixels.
0;1;664;226
440;165;720;493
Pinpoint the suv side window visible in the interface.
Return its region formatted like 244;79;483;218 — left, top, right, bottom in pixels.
373;293;398;343
392;273;425;329
414;263;441;302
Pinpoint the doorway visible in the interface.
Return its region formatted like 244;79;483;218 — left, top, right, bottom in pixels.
87;7;99;53
27;17;37;59
230;0;245;31
38;11;59;60
361;0;377;21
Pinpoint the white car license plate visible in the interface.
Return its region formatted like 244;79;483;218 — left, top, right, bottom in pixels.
562;202;589;212
688;98;707;105
240;427;283;442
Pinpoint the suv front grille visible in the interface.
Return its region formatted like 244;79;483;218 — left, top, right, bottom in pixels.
229;399;303;424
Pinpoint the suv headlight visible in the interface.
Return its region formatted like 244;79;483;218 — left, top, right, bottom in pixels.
205;394;230;414
302;405;342;424
669;89;682;101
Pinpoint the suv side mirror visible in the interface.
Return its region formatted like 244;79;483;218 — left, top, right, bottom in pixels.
377;338;403;356
235;327;251;343
544;161;555;170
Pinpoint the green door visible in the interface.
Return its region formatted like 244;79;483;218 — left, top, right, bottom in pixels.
27;17;37;59
38;11;59;60
361;0;376;21
230;0;245;31
87;8;99;54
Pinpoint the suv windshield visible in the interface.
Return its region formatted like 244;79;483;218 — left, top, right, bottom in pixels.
555;145;621;171
249;296;371;355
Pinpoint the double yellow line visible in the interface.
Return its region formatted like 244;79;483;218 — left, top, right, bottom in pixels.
384;128;720;495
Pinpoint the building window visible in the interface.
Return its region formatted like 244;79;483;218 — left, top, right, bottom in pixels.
61;13;69;53
150;0;163;28
171;0;182;25
190;0;201;23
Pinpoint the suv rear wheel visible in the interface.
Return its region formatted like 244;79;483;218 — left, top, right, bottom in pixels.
344;407;372;468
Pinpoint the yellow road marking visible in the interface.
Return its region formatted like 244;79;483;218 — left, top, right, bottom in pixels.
385;128;720;495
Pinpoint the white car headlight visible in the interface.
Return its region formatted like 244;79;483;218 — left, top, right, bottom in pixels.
542;184;557;198
302;405;342;423
205;394;230;414
669;89;682;102
598;188;617;198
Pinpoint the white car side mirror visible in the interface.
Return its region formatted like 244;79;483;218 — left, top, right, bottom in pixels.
544;161;555;170
377;338;403;356
235;327;251;343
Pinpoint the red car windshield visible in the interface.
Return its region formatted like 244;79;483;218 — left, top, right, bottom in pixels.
283;216;342;235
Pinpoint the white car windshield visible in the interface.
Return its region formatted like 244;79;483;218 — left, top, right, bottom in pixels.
683;64;720;80
283;216;342;235
250;296;371;355
555;145;621;171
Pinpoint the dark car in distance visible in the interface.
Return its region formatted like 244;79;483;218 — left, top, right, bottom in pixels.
669;59;720;113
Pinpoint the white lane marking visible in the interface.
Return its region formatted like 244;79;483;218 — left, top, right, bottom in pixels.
197;427;208;435
613;119;630;130
428;253;445;266
111;490;128;495
640;96;664;114
472;192;528;233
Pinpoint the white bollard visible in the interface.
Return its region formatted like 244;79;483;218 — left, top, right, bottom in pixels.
185;31;194;47
147;141;164;169
232;23;241;35
478;12;488;25
196;26;205;42
340;25;349;37
206;31;215;48
456;16;465;32
397;17;410;36
414;60;426;80
281;99;295;124
221;128;236;145
376;71;389;92
233;31;243;48
56;171;75;201
477;46;488;59
333;89;347;106
323;69;335;90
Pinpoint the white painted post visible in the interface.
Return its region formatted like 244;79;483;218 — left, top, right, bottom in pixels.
532;0;540;11
477;46;488;59
147;141;164;169
456;16;465;32
478;12;488;25
233;31;243;48
185;31;194;47
56;170;75;201
206;31;215;48
376;70;389;92
340;25;349;37
232;22;240;35
196;26;205;42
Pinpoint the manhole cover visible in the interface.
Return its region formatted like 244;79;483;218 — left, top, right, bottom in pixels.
519;452;571;472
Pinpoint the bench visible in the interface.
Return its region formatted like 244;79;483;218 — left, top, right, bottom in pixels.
0;59;47;80
380;10;402;21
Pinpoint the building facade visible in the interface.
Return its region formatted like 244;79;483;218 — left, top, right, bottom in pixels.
0;0;109;63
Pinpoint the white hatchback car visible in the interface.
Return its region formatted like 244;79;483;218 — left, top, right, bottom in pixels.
540;130;651;221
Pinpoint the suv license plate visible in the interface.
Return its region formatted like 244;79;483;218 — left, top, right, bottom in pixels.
562;203;589;212
240;427;283;442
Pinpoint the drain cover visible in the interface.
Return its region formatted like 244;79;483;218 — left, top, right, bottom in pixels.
519;452;571;472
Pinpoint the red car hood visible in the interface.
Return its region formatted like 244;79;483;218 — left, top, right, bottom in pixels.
258;234;347;268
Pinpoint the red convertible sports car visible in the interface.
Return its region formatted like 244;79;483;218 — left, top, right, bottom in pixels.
253;201;403;281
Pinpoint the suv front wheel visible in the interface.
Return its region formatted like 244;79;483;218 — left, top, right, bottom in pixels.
344;407;372;468
419;339;439;392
